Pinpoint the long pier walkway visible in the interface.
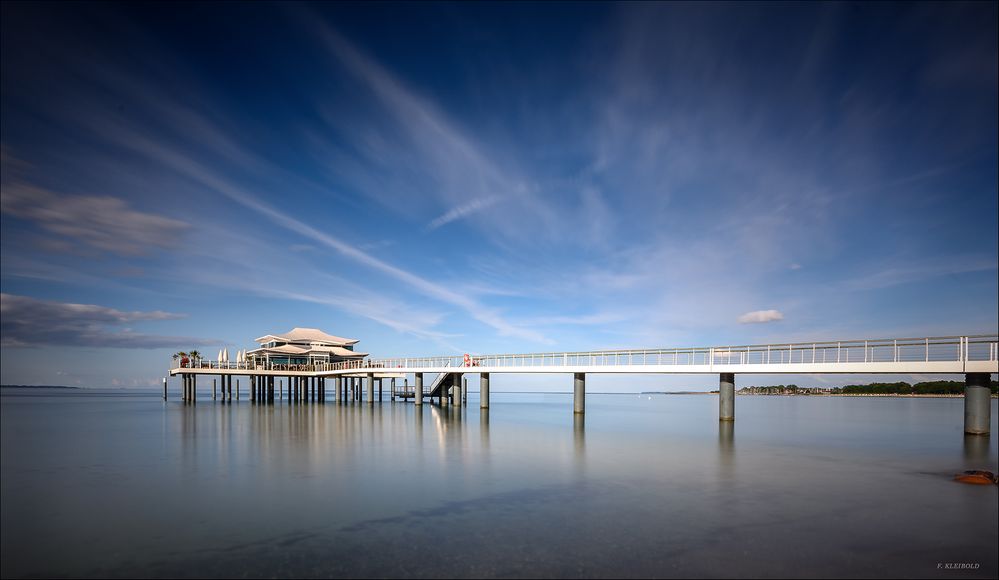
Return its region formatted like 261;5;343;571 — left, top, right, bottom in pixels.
169;334;998;434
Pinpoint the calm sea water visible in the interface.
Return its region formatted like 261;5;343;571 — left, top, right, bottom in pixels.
1;388;996;579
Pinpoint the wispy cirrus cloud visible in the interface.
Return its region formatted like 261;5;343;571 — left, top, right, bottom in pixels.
310;21;561;242
426;196;502;231
74;94;549;343
842;256;998;291
0;293;213;348
0;181;189;256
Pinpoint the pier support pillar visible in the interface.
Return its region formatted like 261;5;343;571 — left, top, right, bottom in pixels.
964;373;992;435
163;377;167;401
573;373;585;414
213;378;217;400
454;374;463;406
391;378;396;401
335;376;342;402
442;374;450;407
191;375;197;404
366;373;374;404
415;373;423;406
236;379;240;400
480;373;490;409
462;377;468;405
378;378;383;402
719;373;735;422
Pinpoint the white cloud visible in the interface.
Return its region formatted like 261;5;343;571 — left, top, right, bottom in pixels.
738;309;784;324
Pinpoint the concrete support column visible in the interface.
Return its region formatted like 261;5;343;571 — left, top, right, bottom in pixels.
462;377;468;405
442;374;450;407
191;375;197;404
335;376;342;402
415;373;423;406
964;373;992;435
391;378;396;401
480;373;490;409
378;378;383;402
454;374;463;406
719;373;735;422
366;373;374;404
213;378;217;400
573;373;585;414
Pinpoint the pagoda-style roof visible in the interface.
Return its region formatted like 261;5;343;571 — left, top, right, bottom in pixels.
254;327;359;346
247;344;366;357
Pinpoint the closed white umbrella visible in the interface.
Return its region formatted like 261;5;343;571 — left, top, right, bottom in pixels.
238;349;245;364
218;349;223;363
223;348;229;364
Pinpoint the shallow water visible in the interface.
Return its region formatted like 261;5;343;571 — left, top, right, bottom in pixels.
1;388;996;578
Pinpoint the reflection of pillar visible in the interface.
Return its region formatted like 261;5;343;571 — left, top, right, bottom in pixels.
573;413;585;457
718;420;735;475
415;373;423;406
963;433;990;463
480;408;490;448
719;373;735;422
480;373;490;409
719;420;734;451
964;373;991;435
573;373;585;414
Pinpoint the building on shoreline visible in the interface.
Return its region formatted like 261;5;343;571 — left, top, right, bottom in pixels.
246;328;368;368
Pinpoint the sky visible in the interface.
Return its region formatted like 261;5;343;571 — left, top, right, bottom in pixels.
1;2;996;390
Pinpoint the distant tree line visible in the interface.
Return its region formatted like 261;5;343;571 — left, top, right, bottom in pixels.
741;380;998;395
835;380;998;395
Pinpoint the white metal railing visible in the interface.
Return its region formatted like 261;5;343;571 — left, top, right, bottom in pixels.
170;335;998;373
168;359;379;372
325;334;999;371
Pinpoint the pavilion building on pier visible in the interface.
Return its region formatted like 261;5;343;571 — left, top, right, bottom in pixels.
246;327;368;367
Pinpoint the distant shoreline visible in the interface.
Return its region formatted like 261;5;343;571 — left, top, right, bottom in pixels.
0;385;79;389
736;393;999;398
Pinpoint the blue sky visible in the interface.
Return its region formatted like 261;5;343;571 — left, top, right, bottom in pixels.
1;2;996;390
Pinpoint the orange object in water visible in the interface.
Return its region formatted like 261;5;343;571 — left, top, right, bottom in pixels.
954;470;997;485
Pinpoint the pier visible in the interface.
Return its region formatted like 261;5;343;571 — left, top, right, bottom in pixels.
170;334;998;434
